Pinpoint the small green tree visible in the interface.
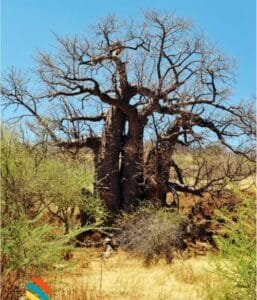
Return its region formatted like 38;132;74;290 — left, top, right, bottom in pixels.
206;189;256;300
0;129;105;299
0;128;99;233
0;205;72;299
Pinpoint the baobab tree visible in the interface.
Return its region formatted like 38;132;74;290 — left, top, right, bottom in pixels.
2;11;255;215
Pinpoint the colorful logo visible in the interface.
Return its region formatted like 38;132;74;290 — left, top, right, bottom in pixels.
26;277;51;300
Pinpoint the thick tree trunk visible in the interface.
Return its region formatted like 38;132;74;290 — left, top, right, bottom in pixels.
145;141;172;204
145;131;179;204
121;116;145;210
97;106;125;213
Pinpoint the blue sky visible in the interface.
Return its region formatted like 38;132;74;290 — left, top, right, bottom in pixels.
1;0;256;100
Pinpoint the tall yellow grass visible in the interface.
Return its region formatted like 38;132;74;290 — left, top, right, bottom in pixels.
48;249;218;300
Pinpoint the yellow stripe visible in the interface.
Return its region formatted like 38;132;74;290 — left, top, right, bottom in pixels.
26;290;40;300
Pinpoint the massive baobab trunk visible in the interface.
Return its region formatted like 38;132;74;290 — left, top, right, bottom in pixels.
97;106;125;212
121;116;145;210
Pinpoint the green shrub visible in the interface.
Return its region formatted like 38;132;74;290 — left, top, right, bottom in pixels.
205;189;256;300
0;129;100;233
79;189;107;225
0;206;71;299
116;204;189;265
0;129;103;298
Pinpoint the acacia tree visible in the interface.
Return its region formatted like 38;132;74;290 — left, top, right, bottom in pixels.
2;11;255;214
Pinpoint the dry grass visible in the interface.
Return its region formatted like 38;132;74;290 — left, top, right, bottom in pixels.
47;248;218;300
